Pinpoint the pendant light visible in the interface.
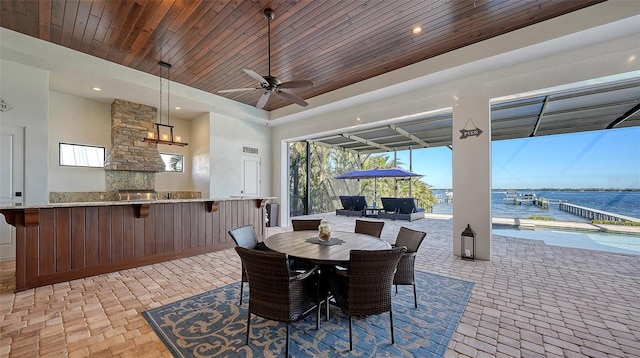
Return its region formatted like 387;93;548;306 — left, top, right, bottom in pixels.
142;61;188;146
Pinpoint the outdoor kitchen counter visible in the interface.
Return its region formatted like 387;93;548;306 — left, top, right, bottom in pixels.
1;197;275;291
0;196;276;210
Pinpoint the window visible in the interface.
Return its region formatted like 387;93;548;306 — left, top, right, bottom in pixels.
59;143;105;168
160;153;184;172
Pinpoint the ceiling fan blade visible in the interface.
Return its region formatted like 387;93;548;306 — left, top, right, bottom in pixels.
243;69;268;85
256;91;271;109
279;79;315;89
276;90;309;107
218;88;260;93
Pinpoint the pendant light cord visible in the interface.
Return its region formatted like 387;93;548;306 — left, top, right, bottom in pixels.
159;66;162;125
158;64;172;126
167;66;170;126
267;15;271;77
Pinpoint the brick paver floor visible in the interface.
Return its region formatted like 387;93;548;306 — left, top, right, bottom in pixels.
1;213;638;357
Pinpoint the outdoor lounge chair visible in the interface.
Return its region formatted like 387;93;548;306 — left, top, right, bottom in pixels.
336;196;355;216
349;196;368;216
378;197;399;220
395;198;425;221
336;196;368;217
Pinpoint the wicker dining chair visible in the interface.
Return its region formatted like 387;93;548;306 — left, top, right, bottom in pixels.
328;247;406;351
392;227;427;308
290;219;323;270
354;219;385;238
291;219;322;231
235;247;320;357
229;225;268;305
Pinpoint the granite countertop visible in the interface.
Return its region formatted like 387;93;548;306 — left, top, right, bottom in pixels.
0;196;277;210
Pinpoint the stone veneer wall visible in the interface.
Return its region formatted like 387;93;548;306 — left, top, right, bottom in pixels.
105;170;155;191
49;192;117;203
104;99;165;172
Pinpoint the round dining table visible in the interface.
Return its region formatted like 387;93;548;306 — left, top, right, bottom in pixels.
264;230;391;265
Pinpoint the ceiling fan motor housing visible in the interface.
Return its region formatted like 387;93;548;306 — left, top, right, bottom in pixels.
262;76;281;90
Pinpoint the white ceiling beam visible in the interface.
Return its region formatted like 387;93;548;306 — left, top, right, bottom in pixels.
529;95;550;137
389;125;431;148
342;133;392;152
307;140;360;154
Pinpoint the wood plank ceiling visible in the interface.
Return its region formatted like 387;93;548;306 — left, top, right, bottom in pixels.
0;0;605;111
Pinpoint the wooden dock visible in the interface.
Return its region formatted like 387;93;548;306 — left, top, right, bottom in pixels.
559;202;640;223
534;197;565;209
504;191;537;205
504;191;564;209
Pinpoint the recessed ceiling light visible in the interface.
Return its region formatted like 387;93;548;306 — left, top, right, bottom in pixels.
92;87;101;91
412;26;422;34
175;106;181;110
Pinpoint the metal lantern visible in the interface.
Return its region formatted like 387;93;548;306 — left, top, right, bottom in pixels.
461;224;476;260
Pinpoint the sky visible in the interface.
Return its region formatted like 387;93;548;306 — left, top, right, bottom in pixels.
393;126;640;190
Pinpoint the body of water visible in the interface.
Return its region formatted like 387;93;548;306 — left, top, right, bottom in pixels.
431;190;640;222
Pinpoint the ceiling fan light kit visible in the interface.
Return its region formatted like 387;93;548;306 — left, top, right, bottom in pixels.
218;8;314;109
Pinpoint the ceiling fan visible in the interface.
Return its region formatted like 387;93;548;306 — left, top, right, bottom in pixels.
218;8;314;109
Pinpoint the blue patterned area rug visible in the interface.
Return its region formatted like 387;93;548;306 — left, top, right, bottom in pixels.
143;271;473;357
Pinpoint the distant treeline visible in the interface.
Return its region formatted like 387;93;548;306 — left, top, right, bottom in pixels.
493;188;640;192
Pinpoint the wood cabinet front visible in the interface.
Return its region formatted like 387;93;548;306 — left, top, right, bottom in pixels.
1;199;266;291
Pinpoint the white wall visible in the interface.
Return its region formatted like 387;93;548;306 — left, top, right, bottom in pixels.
155;116;194;191
191;113;211;197
48;91;111;191
209;114;271;198
0;59;49;203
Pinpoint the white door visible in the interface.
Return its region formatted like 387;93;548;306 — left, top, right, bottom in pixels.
241;156;260;196
0;125;24;261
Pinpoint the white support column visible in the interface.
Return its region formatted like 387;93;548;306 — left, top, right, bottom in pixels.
394;149;398;197
279;140;290;227
452;89;492;260
409;147;413;197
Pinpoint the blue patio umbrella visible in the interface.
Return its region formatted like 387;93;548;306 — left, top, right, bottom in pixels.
335;168;423;204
